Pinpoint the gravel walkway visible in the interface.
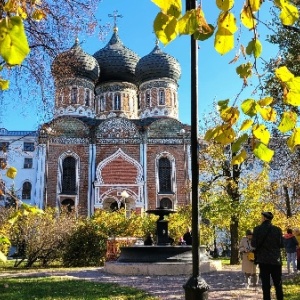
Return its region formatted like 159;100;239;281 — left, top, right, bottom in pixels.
0;265;294;299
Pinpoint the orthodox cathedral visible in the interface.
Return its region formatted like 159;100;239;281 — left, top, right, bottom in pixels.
0;24;191;217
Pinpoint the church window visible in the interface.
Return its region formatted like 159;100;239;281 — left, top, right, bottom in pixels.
24;142;34;152
160;198;172;209
159;89;165;105
114;93;121;110
62;157;76;194
61;198;75;213
100;96;105;112
137;94;140;109
24;158;33;169
22;181;31;200
146;91;151;107
85;89;90;106
158;157;172;193
71;87;78;104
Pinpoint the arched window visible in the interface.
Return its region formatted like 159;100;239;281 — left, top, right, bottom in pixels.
85;89;90;106
114;93;121;110
159;89;165;105
137;94;141;109
100;96;105;112
158;157;172;193
71;87;78;104
160;198;172;209
146;91;151;107
22;181;32;200
62;157;76;194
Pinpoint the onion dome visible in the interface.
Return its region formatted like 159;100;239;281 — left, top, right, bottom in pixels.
51;38;100;82
136;42;181;83
93;27;140;84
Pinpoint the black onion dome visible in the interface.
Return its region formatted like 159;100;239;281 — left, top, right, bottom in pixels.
136;43;181;83
93;28;140;84
52;39;100;82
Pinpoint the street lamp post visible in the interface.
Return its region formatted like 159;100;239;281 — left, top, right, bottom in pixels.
183;0;209;299
121;190;129;216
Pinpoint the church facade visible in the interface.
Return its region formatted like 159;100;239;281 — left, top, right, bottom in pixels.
0;26;191;217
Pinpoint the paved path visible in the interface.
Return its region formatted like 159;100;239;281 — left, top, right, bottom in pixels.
0;265;294;299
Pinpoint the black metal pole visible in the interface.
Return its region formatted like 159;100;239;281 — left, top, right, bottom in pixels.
183;0;209;298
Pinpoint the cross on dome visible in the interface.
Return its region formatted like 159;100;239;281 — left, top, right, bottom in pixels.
108;10;123;32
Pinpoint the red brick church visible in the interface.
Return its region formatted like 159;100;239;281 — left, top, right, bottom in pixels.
38;24;191;216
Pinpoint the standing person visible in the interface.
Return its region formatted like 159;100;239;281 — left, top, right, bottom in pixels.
183;226;192;245
294;228;300;272
251;212;284;300
283;228;298;274
239;229;258;289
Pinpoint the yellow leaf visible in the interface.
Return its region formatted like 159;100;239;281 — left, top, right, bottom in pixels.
214;125;236;144
252;124;270;145
257;97;273;106
177;10;197;35
214;28;234;55
216;0;234;11
153;12;178;45
240;119;253;131
287;127;300;152
248;0;261;12
279;4;299;26
275;66;294;82
278;111;297;133
258;107;277;122
253;142;274;162
217;12;238;34
0;16;30;65
6;167;17;179
0;78;9;90
151;0;182;18
220;106;240;125
32;9;46;21
231;149;247;165
284;90;300;106
240;6;256;29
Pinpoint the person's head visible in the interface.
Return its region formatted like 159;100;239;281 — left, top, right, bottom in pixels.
287;228;293;234
246;229;253;238
261;211;273;222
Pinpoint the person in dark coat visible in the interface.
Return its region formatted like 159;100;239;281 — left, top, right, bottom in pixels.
183;226;192;245
283;228;298;274
144;233;154;246
251;212;284;300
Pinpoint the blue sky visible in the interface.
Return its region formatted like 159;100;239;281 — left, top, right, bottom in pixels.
1;0;279;131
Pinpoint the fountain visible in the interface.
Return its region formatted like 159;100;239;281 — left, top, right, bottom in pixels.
104;207;222;275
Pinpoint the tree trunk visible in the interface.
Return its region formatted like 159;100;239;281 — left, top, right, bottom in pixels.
283;185;292;218
230;215;239;264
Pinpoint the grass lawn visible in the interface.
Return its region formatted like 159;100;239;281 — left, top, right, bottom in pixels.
0;276;159;300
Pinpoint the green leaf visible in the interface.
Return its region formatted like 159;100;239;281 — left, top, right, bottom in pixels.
217;99;230;111
236;62;252;79
253;142;274;162
0;236;11;245
0;251;7;263
0;16;30;66
246;39;262;58
231;133;248;153
217;12;238;34
153;12;178;45
278;111;297;133
240;119;254;131
193;24;215;41
240;6;256;29
257;97;273;106
241;99;258;117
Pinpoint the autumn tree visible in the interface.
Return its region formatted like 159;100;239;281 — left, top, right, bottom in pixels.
0;0;106;123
